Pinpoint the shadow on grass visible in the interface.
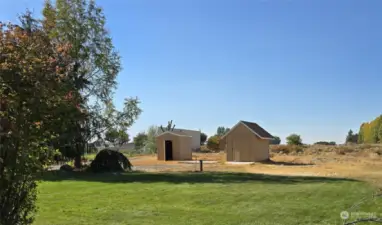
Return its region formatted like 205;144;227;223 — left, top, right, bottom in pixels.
259;159;314;166
37;171;358;185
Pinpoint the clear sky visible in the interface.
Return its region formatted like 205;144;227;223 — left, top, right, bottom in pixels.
2;0;382;144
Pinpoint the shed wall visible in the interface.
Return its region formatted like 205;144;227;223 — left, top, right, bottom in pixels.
156;133;192;161
157;128;201;150
224;123;269;162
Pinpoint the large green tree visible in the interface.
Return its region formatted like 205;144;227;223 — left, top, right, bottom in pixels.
42;0;141;167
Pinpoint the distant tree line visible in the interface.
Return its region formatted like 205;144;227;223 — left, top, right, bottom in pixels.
358;115;382;144
314;141;336;146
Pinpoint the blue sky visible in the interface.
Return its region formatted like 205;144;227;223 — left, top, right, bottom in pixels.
2;0;382;144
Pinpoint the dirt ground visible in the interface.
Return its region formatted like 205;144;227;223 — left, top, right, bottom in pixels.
130;145;382;186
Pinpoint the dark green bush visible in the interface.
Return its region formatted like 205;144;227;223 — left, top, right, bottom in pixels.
89;149;133;173
60;164;74;172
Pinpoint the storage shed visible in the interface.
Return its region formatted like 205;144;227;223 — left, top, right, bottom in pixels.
156;131;192;161
220;121;274;162
156;128;201;151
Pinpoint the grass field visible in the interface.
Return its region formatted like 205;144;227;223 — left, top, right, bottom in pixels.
35;171;382;225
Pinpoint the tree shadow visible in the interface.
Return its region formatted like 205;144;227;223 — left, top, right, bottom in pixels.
38;170;358;185
259;159;314;166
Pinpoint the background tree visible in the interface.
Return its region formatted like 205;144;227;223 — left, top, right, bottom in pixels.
345;129;358;144
286;134;302;145
356;115;382;144
117;129;130;146
358;124;365;144
134;132;148;150
0;14;74;224
216;126;230;136
105;128;129;146
200;132;208;145
42;0;142;167
270;136;281;145
105;128;119;145
160;120;175;132
143;125;159;153
207;135;220;151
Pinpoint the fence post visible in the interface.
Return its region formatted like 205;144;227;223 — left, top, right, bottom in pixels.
199;160;203;172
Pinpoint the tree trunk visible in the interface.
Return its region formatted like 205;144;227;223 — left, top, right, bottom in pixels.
74;142;82;168
74;155;82;168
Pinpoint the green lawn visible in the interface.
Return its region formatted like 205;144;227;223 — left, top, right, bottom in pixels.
35;172;382;225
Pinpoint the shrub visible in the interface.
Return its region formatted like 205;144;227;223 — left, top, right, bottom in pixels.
89;149;133;173
286;134;303;145
207;135;220;152
335;146;354;155
60;164;74;172
270;145;304;155
373;149;382;156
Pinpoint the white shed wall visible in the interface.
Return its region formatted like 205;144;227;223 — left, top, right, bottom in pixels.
157;128;201;150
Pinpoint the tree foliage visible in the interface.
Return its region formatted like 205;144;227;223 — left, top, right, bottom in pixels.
142;125;159;153
207;135;220;151
346;129;359;144
200;132;208;145
105;128;129;146
286;134;302;145
0;13;74;224
1;1;142;223
216;126;230;136
270;136;281;145
133;132;148;150
358;115;382;144
42;0;142;166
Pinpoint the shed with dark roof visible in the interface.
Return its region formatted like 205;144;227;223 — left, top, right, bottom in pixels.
220;121;274;162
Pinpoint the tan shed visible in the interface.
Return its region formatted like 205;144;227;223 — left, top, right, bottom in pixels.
220;121;274;162
156;131;192;161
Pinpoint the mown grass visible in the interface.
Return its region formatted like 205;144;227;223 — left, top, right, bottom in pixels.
35;172;382;225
